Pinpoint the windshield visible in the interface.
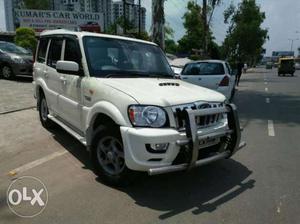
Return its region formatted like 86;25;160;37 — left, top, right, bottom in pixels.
83;36;174;78
0;42;31;55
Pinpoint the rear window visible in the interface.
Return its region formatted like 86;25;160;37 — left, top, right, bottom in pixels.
182;62;225;75
37;39;48;63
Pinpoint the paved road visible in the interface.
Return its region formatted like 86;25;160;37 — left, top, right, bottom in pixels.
0;68;299;223
0;77;35;114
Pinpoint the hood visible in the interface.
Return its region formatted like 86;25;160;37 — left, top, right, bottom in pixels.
6;52;33;62
101;78;226;106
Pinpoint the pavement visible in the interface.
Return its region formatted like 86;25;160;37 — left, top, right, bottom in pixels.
0;68;300;223
0;77;35;114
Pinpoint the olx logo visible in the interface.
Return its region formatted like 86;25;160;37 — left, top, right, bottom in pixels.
7;176;48;218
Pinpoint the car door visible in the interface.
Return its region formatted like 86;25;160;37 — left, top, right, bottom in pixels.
45;37;63;115
181;62;225;90
58;36;84;131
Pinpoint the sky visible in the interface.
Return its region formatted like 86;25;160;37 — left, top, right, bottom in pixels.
142;0;300;56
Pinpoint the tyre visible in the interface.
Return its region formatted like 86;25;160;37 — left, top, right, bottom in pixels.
38;93;54;129
229;88;236;102
91;124;136;186
2;65;15;79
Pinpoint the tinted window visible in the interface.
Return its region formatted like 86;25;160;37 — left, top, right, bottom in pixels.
225;63;232;75
37;39;48;63
47;39;63;68
83;36;173;78
64;39;81;65
182;62;225;75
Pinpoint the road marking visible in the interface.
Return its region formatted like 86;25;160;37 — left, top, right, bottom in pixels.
8;151;68;176
265;87;268;92
268;120;275;137
0;106;36;115
266;98;270;103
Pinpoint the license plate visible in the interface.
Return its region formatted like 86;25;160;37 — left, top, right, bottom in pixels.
199;138;219;148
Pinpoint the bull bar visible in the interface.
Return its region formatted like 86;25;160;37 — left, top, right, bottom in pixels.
148;104;246;176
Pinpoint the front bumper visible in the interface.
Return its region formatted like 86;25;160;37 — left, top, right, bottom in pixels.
11;63;33;76
121;104;245;174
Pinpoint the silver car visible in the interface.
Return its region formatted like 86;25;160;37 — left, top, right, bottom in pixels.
0;41;33;79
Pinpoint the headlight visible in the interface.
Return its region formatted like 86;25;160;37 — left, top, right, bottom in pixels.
128;105;167;128
11;56;25;64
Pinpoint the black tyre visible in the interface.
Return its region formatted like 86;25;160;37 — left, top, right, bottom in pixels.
229;88;236;102
91;125;136;186
2;65;15;79
38;93;54;129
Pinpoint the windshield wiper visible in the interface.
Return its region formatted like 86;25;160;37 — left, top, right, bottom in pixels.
105;72;173;79
147;72;174;79
105;73;150;78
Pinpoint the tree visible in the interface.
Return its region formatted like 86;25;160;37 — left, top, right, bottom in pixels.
164;23;178;54
14;27;37;52
178;1;205;54
23;0;50;10
151;0;165;49
222;0;268;65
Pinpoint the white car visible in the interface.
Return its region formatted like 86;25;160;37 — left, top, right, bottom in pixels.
33;29;244;185
170;57;193;75
180;60;236;101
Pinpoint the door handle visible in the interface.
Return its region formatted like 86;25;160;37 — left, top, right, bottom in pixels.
182;77;188;80
60;77;67;85
198;78;202;80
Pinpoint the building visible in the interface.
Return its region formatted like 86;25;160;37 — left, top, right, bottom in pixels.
50;0;113;30
1;0;145;33
0;0;14;31
112;0;146;32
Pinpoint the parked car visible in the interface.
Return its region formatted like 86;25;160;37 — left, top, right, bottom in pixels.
0;41;33;79
265;62;273;69
294;62;300;70
170;57;193;75
180;60;236;101
33;29;244;185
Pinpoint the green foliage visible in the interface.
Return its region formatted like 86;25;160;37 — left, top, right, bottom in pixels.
178;1;205;53
222;0;268;65
24;0;50;9
134;32;151;41
165;23;175;40
165;39;178;54
106;18;150;41
164;23;178;54
106;17;135;35
14;27;37;52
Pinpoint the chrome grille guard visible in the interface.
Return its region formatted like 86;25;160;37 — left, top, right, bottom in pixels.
148;104;246;176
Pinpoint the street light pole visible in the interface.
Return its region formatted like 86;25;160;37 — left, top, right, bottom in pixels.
289;38;299;52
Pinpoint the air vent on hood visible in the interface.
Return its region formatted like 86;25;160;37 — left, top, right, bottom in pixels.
159;82;180;86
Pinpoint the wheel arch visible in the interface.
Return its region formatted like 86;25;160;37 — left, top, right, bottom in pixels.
85;102;130;149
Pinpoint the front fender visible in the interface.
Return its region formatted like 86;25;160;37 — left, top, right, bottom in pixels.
84;101;130;147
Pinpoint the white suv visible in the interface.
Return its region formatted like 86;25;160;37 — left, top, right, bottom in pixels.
33;29;245;185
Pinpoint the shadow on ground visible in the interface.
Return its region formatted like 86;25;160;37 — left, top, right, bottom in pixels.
47;125;254;220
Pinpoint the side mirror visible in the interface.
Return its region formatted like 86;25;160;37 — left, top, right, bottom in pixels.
56;60;80;75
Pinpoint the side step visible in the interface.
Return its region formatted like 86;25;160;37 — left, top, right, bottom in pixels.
48;115;87;146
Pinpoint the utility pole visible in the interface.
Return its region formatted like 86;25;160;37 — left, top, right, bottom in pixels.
289;38;299;52
202;0;208;56
151;0;165;50
123;0;126;34
138;0;141;35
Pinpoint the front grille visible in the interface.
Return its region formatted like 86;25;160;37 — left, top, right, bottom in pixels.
172;102;226;131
